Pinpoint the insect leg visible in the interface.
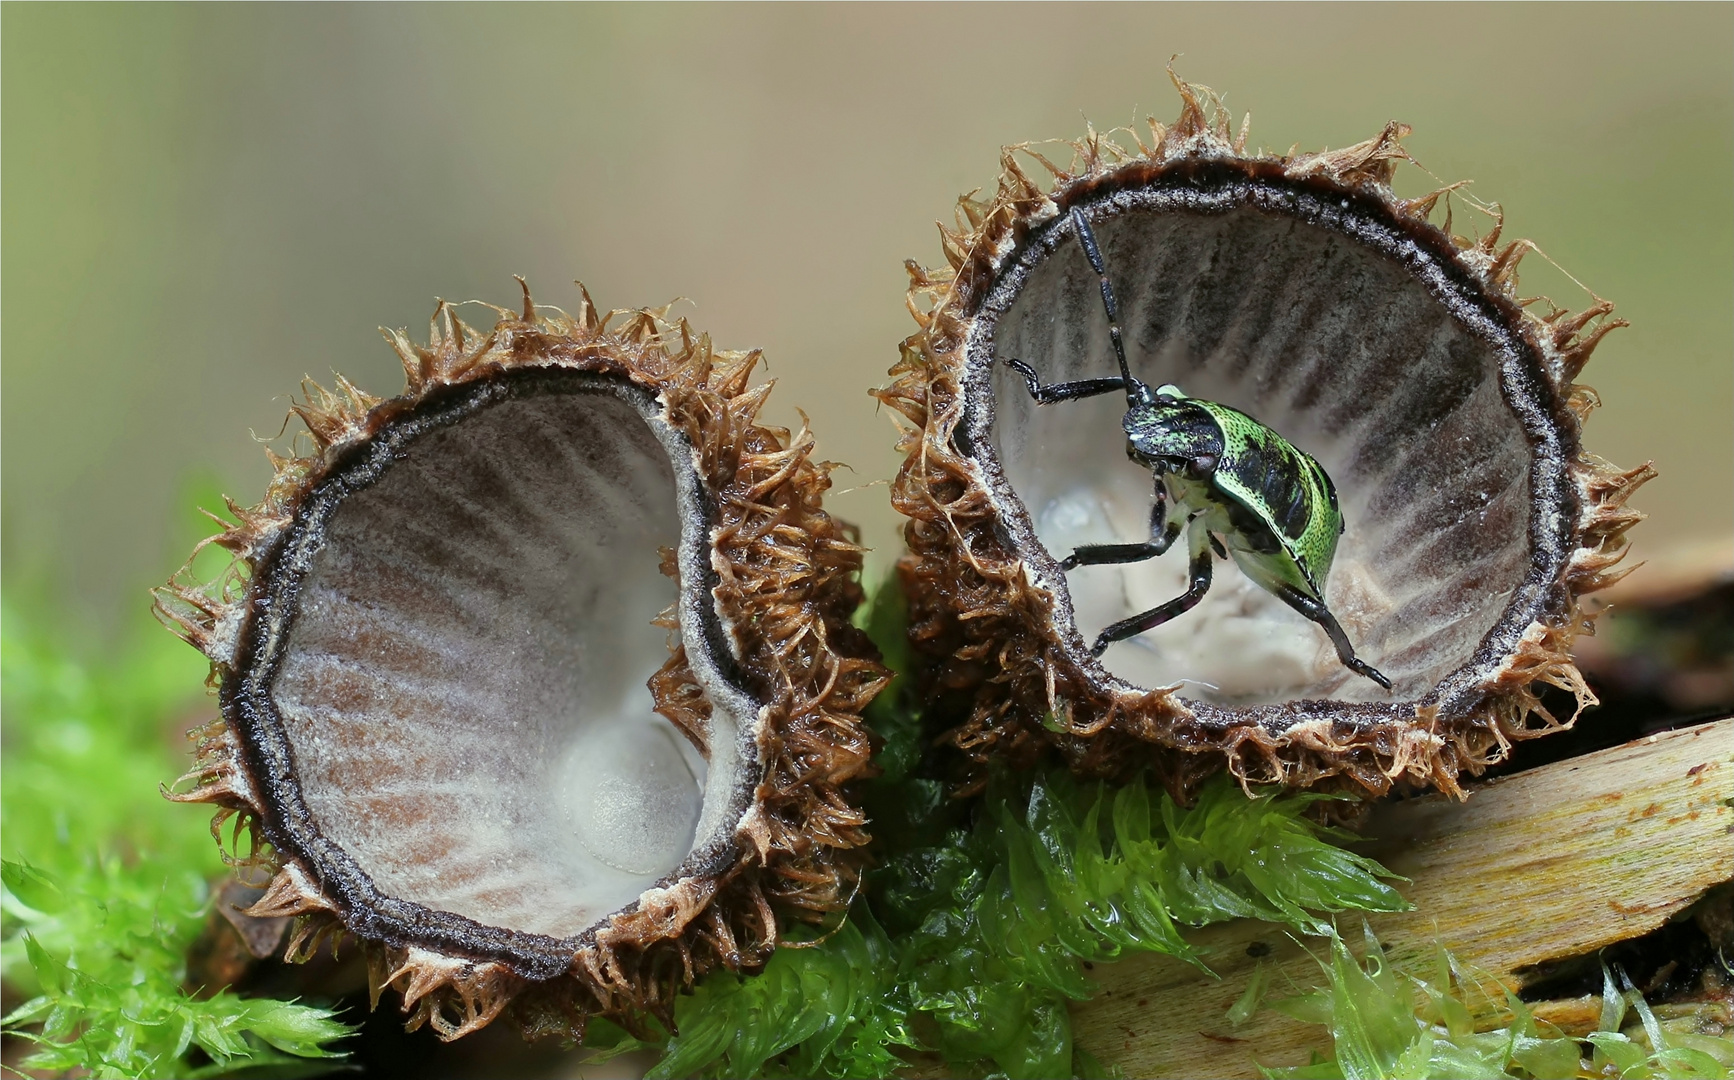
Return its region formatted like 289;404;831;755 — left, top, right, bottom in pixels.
1272;585;1393;690
1069;206;1136;391
1001;357;1128;404
1089;518;1214;657
1062;477;1179;568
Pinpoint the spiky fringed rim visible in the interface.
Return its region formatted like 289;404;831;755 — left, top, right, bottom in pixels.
873;74;1653;800
156;282;886;1040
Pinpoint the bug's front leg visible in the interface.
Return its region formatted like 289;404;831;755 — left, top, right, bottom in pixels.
1002;357;1129;405
1062;477;1180;569
1089;517;1214;658
1271;584;1393;690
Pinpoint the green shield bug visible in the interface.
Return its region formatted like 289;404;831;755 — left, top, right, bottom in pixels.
1003;206;1391;690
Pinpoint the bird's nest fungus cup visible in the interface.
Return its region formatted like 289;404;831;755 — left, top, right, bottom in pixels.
156;286;886;1039
878;80;1653;798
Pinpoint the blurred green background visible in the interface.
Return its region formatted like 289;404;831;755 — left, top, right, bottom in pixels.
5;2;1730;642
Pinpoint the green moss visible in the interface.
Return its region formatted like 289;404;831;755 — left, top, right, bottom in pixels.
0;604;354;1078
1263;926;1733;1080
10;544;1719;1080
616;575;1410;1080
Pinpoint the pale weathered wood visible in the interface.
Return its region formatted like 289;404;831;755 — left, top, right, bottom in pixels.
1068;719;1734;1078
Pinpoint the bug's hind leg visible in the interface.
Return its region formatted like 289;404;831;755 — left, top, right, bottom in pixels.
1089;520;1213;657
1273;584;1393;690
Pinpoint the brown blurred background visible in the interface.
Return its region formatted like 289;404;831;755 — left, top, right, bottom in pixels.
4;3;1730;641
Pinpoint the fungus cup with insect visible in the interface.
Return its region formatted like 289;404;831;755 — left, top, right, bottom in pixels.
878;73;1653;797
1002;205;1390;690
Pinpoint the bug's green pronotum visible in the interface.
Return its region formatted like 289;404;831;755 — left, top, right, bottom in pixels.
1003;206;1392;690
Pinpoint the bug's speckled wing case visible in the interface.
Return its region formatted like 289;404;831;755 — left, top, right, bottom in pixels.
1198;399;1341;598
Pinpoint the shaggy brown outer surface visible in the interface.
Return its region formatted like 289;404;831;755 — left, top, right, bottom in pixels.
155;283;886;1040
875;76;1652;801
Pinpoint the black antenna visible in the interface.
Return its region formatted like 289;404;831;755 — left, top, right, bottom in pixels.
1069;206;1139;405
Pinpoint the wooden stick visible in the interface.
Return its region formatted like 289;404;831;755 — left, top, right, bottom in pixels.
1070;719;1734;1077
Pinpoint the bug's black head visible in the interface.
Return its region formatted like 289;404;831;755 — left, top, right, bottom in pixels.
1122;389;1224;475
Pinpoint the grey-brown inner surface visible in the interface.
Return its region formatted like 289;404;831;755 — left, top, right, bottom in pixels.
989;204;1532;705
272;392;713;939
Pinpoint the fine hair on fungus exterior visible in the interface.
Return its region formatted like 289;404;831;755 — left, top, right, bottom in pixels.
155;284;886;1040
878;76;1654;798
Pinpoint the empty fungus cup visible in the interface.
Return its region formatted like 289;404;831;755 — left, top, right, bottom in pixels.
878;78;1652;797
158;286;885;1039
